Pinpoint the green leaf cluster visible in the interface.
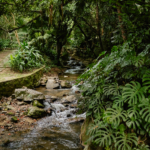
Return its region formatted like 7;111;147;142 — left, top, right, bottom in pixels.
9;41;44;72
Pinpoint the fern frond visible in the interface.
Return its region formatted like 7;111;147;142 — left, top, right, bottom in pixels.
103;83;122;96
115;133;138;150
104;108;127;126
143;70;150;89
113;95;125;108
94;127;116;147
133;144;149;150
126;118;142;130
139;98;150;123
123;81;146;105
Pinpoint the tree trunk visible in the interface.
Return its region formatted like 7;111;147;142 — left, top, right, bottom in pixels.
96;2;104;52
117;4;126;42
56;40;62;66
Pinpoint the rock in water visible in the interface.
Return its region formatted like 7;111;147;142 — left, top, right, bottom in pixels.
27;106;46;118
15;89;45;102
60;80;72;88
61;95;76;104
46;79;59;89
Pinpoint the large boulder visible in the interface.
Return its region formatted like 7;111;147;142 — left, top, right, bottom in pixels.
15;88;45;102
61;95;76;104
46;79;59;89
60;80;72;88
27;106;46;118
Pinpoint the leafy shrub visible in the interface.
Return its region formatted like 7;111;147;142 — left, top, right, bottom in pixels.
9;42;44;72
0;39;11;50
0;39;4;51
78;41;150;149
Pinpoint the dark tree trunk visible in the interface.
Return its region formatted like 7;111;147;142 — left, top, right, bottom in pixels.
56;40;62;66
96;2;104;52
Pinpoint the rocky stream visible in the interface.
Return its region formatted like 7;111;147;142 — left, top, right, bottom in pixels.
0;58;86;150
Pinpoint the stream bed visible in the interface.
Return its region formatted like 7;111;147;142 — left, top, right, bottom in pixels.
1;58;85;150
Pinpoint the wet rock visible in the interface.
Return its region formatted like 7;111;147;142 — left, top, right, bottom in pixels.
70;104;78;108
17;101;27;106
75;91;80;94
80;81;84;85
45;95;51;99
15;89;26;100
61;95;76;104
46;108;52;115
15;113;20;117
23;117;35;124
7;111;15;116
67;114;72;117
68;117;85;123
20;106;27;111
15;88;45;102
27;106;46;118
0;115;6;122
40;75;48;86
63;93;69;97
51;96;58;102
33;100;44;108
7;101;11;105
46;79;59;89
6;105;16;111
11;116;18;123
60;80;72;88
1;111;7;114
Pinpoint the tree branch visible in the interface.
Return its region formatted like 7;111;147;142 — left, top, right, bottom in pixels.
0;15;41;32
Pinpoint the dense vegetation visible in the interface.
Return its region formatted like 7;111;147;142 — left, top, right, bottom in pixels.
1;0;150;149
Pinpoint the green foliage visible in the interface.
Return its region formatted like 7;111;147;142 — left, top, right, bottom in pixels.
0;39;11;51
115;133;137;150
9;42;44;72
79;40;150;148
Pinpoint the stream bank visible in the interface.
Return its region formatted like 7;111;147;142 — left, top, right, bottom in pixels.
0;57;86;150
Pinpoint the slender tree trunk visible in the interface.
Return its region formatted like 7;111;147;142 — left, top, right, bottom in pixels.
11;13;20;45
117;4;126;42
96;2;104;52
56;40;62;66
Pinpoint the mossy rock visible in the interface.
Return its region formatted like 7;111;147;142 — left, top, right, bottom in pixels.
7;112;15;116
32;100;44;108
27;106;46;118
11;116;18;123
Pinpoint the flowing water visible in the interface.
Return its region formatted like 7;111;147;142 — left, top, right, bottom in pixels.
1;58;85;150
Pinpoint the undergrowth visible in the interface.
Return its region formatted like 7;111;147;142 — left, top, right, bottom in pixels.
78;41;150;149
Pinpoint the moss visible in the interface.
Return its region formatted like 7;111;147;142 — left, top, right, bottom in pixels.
0;66;44;98
11;116;18;123
33;100;44;108
7;112;15;116
23;112;28;115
